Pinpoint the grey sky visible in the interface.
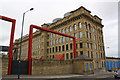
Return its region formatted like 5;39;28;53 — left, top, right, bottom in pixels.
0;0;119;57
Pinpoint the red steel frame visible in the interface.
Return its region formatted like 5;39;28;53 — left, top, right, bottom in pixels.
28;24;76;75
0;16;16;75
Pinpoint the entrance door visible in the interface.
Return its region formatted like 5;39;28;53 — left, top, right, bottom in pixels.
11;60;28;75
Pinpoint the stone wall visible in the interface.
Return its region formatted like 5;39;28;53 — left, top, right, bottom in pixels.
0;56;2;79
2;57;8;75
2;58;93;75
32;60;73;75
32;59;93;75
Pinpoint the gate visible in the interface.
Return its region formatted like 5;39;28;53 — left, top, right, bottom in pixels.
11;60;28;75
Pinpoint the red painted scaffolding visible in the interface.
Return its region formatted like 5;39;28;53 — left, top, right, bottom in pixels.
0;16;16;75
28;24;76;75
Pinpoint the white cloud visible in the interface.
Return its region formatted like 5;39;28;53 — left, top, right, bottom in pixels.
0;0;118;57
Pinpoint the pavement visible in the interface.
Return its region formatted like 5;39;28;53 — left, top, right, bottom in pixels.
1;71;116;80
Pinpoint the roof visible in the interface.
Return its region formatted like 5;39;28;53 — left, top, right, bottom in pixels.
70;6;91;13
75;55;93;60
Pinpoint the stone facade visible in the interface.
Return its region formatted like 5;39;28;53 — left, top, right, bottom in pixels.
32;59;93;75
2;56;8;75
13;6;105;71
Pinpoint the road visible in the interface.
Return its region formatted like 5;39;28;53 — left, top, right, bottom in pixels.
1;72;119;80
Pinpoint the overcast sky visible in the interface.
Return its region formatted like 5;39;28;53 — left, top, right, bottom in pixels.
0;0;119;57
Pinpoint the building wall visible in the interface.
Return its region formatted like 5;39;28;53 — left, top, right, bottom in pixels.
13;6;105;71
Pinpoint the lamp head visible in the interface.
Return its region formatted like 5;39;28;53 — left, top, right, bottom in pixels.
30;8;34;11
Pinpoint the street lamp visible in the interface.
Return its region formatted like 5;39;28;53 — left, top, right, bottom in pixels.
18;8;34;79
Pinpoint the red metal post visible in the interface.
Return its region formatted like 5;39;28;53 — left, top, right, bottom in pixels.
8;20;16;75
0;16;16;75
73;38;76;58
28;24;76;74
28;25;33;75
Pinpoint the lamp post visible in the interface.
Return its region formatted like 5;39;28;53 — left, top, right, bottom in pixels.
18;8;34;79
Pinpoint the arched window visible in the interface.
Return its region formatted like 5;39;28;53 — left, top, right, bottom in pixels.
66;27;69;33
85;22;87;29
70;26;72;32
66;44;68;50
79;22;82;28
79;32;82;38
70;53;73;59
74;24;77;30
70;43;72;49
66;53;69;59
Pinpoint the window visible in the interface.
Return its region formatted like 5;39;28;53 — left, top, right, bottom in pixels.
66;27;69;33
80;51;83;55
53;40;54;45
86;63;89;71
79;22;82;28
74;24;77;30
61;37;64;43
70;26;72;32
58;38;60;43
79;32;82;38
90;33;92;39
76;44;78;49
96;53;98;58
61;29;64;33
76;52;78;57
102;61;104;67
66;44;68;50
70;34;73;40
56;39;58;44
53;34;55;37
59;46;61;52
85;22;87;29
88;51;90;57
56;47;57;52
94;35;96;40
66;53;69;59
50;48;51;53
80;43;83;48
87;24;90;30
50;33;52;39
74;33;78;39
62;45;64;51
66;37;69;42
53;55;54;58
101;53;103;58
94;43;96;49
91;52;93;58
47;49;49;53
86;31;88;38
53;47;54;53
70;43;72;49
50;41;53;45
87;43;89;48
70;53;73;59
90;43;92;49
